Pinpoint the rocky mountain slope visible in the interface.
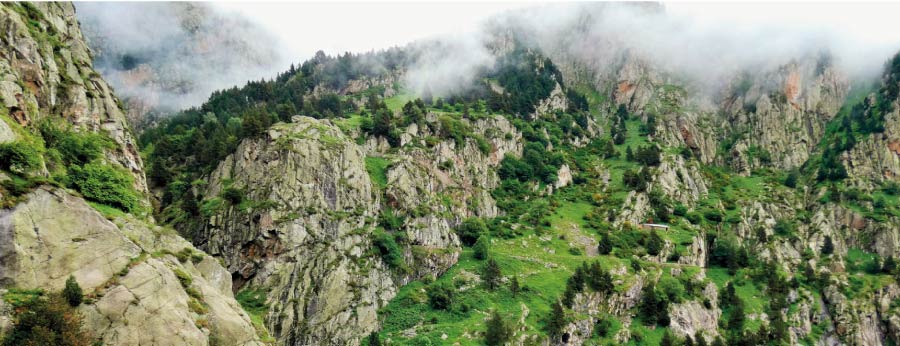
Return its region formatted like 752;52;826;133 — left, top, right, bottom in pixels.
3;2;900;346
0;3;262;345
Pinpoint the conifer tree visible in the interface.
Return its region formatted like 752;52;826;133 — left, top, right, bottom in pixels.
822;235;835;255
485;310;511;346
547;300;567;339
474;235;490;260
63;276;83;307
483;258;502;290
510;276;520;297
597;231;613;255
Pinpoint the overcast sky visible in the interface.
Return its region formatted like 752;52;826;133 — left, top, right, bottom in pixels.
213;1;900;63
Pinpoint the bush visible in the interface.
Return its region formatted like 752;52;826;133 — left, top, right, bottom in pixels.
774;219;795;237
0;141;42;174
703;210;723;223
473;235;490;260
455;217;488;246
372;230;406;270
646;230;664;256
379;207;405;231
62;276;82;307
484;310;512;346
426;282;454;310
686;212;702;224
222;187;244;205
2;293;91;346
67;162;141;212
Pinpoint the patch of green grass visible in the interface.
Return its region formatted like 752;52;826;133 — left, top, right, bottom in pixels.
384;92;416;113
706;267;766;332
88;201;128;220
2;288;44;308
365;156;389;189
236;288;275;342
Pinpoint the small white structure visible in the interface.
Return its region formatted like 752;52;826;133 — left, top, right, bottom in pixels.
640;223;670;231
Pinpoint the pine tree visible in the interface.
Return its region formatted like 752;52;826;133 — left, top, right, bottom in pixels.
626;145;634;161
587;261;613;294
661;330;676;346
483;258;502;290
728;299;745;332
695;331;707;346
884;256;897;274
63;275;83;307
373;108;394;139
784;170;799;188
366;332;381;346
510;276;520;297
639;283;665;326
473;235;490;260
597;231;613;255
547;300;567;339
822;235;835;255
647;230;664;256
485;310;511;346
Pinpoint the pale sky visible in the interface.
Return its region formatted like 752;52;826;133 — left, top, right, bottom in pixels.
213;2;534;60
213;1;900;63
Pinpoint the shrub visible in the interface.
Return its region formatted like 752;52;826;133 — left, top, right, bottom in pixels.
703;210;723;223
379;207;404;231
222;187;244;205
62;276;82;307
646;230;664;256
595;317;612;337
173;268;193;288
67;162;140;212
426;282;454;310
686;212;702;224
774;219;795;237
473;235;490;260
482;258;502;290
1;293;91;346
0;141;42;174
372;230;405;270
484;310;512;346
455;217;488;246
55;132;111;166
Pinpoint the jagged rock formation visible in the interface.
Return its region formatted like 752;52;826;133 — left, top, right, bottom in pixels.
195;114;520;345
0;3;263;345
0;2;146;191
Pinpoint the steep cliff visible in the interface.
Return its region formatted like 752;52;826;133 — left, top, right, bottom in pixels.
0;2;145;191
0;3;262;345
195;113;520;345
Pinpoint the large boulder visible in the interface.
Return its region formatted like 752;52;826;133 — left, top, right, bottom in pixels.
0;188;263;346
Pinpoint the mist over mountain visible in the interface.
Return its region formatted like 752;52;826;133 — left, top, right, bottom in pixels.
76;2;287;124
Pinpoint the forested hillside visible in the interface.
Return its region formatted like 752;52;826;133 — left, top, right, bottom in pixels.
135;9;900;344
2;2;900;346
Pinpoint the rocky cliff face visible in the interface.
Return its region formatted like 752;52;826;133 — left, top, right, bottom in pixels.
200;117;393;345
0;2;146;191
0;4;263;345
196;114;520;345
722;56;849;172
0;188;262;345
